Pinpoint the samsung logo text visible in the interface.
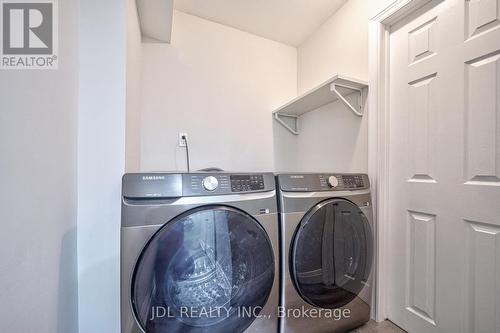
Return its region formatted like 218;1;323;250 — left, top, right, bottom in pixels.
142;175;166;181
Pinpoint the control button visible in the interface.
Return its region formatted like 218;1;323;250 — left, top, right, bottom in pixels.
202;176;219;191
230;174;264;192
327;176;339;188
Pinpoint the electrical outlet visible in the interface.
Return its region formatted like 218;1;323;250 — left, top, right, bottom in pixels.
178;132;188;147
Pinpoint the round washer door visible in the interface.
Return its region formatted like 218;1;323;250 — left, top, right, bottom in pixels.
290;198;373;309
131;205;275;333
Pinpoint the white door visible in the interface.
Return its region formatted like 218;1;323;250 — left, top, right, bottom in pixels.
387;0;500;332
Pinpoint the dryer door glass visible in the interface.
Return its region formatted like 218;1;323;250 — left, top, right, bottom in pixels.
131;205;275;333
290;199;373;308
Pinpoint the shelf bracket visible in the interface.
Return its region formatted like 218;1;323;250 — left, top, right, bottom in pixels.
274;113;299;135
330;83;364;117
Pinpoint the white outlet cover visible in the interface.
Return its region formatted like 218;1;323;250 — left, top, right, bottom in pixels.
178;132;187;147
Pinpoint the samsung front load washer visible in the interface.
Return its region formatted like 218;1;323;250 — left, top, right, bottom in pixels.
121;172;279;333
276;173;374;333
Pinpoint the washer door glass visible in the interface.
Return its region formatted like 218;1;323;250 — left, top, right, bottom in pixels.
131;205;275;333
290;199;373;309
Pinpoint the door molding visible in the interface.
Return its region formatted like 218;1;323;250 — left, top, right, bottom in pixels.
368;0;432;322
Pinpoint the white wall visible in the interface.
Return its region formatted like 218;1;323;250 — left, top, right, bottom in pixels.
125;0;143;172
274;0;370;173
297;0;369;94
272;117;299;172
292;92;368;173
140;10;297;172
0;0;79;332
77;0;127;332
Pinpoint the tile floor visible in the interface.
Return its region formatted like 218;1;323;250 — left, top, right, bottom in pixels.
349;320;406;333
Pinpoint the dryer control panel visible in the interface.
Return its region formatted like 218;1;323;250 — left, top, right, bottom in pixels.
278;173;369;192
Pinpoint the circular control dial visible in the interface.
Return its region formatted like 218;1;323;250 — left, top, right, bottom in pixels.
202;176;219;191
327;175;339;188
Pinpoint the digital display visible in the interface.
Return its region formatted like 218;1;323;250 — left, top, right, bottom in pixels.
230;175;264;192
342;175;364;188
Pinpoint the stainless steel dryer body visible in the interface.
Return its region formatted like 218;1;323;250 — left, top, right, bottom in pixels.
277;173;374;333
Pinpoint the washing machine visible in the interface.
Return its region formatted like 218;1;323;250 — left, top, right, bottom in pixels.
276;173;374;333
121;172;279;333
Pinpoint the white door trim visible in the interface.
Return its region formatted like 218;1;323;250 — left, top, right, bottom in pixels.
368;0;432;322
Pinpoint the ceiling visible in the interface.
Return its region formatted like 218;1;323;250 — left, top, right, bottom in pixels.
174;0;348;46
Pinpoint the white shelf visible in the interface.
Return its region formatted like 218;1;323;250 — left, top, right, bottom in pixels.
273;75;368;135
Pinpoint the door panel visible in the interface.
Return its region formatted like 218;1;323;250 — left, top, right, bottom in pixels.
290;199;373;309
465;0;500;38
464;221;500;333
388;1;500;332
407;73;438;182
131;205;275;333
465;51;500;183
406;211;436;325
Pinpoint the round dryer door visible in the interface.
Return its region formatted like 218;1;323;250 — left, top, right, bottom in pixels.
131;205;275;333
290;198;373;309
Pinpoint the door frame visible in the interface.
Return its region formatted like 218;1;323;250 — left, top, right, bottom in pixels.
368;0;433;322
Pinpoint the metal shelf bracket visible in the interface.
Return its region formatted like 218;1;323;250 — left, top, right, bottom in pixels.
330;83;364;117
274;113;299;135
272;75;367;135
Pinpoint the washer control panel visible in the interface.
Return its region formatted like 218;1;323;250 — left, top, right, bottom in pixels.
123;173;275;199
183;173;274;196
279;173;369;192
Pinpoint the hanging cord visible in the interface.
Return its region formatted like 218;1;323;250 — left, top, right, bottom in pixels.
182;134;190;172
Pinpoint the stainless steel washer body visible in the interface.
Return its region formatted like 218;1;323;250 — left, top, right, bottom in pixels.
277;173;374;333
121;172;279;333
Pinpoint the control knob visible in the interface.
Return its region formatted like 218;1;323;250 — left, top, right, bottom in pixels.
327;175;339;188
202;176;219;191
